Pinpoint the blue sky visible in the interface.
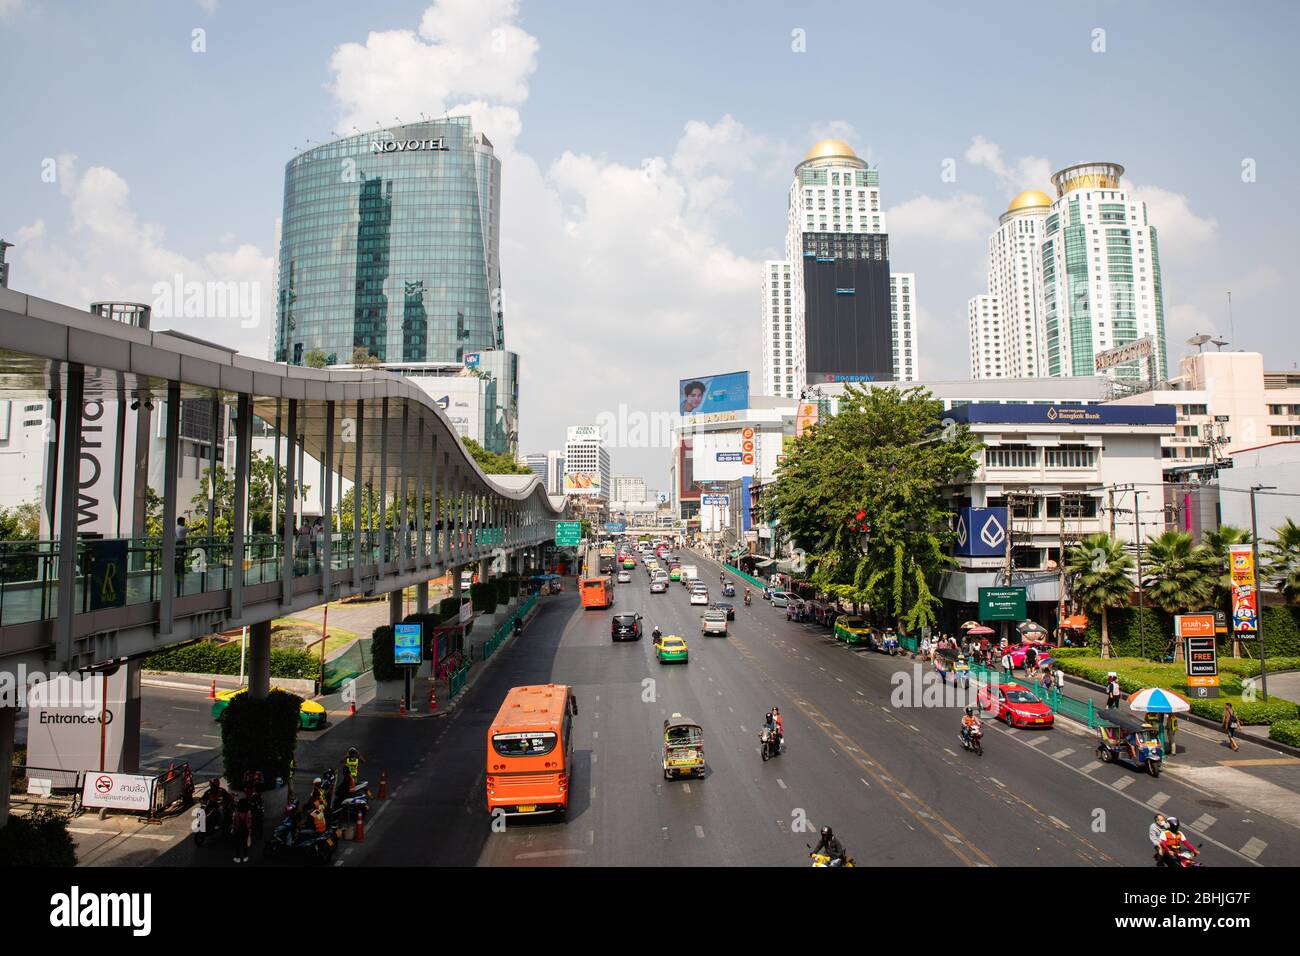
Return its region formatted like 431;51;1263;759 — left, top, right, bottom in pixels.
2;0;1297;489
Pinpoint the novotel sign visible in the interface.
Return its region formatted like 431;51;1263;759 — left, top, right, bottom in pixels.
370;138;450;154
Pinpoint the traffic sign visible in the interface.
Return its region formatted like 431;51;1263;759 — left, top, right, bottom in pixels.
555;521;582;547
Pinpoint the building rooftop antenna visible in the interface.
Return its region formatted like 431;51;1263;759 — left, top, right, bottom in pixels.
1187;333;1212;353
1210;338;1229;352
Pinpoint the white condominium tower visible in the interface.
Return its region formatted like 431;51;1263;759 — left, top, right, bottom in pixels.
967;189;1052;379
967;163;1167;382
891;273;918;382
762;139;919;395
762;260;799;398
1040;162;1167;381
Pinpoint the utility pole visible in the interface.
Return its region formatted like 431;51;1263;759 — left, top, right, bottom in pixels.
1250;484;1275;701
1058;492;1084;644
1133;489;1146;659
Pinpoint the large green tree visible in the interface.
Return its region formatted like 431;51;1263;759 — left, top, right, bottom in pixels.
461;436;531;475
1264;517;1300;604
1067;532;1134;659
0;502;40;541
758;385;979;632
1142;530;1216;615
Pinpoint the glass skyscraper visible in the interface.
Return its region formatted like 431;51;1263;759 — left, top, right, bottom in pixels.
275;116;504;366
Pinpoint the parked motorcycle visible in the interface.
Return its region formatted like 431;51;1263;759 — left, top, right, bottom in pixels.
264;802;341;864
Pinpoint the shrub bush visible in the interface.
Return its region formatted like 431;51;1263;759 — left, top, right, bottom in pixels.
221;688;301;786
1269;719;1300;747
470;581;497;615
371;625;397;682
144;640;317;679
0;807;77;866
1189;695;1298;725
1083;607;1172;659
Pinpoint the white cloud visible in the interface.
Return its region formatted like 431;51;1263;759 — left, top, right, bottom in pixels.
329;0;538;141
1128;183;1217;263
14;162;274;355
964;135;1051;196
888;193;993;242
0;0;25;20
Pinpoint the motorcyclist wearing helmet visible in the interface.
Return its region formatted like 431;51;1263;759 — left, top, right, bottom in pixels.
344;747;364;786
961;706;982;745
652;625;662;644
812;825;847;865
1158;816;1199;865
743;587;752;606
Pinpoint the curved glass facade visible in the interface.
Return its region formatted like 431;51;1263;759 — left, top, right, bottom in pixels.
275;117;503;366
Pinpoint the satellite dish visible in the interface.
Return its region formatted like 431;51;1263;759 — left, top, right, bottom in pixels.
1186;334;1212;353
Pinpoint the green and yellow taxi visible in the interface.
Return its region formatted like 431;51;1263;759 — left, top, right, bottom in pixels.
623;558;635;570
211;686;327;730
833;615;872;645
655;634;690;664
668;567;682;582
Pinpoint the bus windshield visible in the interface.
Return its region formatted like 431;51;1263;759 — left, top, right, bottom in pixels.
492;731;558;757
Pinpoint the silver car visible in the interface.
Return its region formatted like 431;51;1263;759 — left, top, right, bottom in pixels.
770;591;795;608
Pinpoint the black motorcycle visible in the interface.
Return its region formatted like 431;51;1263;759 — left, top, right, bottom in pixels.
960;726;984;757
264;803;340;864
760;727;781;761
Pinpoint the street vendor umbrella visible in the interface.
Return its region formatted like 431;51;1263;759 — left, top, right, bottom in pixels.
1018;621;1048;636
966;625;996;636
1126;687;1191;714
959;620;981;630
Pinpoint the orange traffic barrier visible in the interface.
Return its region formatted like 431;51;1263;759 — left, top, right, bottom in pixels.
378;771;387;799
354;809;365;842
208;679;216;699
429;686;437;713
399;696;406;716
349;700;356;717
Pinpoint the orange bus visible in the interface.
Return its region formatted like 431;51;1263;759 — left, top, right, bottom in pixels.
486;684;579;820
579;575;613;609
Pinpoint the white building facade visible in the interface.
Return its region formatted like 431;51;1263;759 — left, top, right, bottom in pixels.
761;260;798;399
890;273;919;382
563;425;611;500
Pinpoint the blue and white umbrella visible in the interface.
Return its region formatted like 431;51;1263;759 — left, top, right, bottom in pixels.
1127;687;1191;714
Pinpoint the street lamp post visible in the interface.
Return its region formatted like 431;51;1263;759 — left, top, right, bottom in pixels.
1250;484;1275;701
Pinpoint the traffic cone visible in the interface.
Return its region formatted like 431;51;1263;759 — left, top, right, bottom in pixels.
354;809;365;842
399;696;406;716
208;679;216;699
349;700;356;717
429;686;437;713
378;771;387;799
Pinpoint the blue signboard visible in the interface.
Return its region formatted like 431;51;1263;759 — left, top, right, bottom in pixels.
394;623;422;666
679;371;750;416
464;352;481;368
954;507;1009;558
604;521;627;533
945;403;1176;427
741;476;753;533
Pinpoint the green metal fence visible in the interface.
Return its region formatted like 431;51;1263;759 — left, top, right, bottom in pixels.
962;661;1101;728
448;663;471;697
482;594;539;663
723;564;767;589
322;638;373;695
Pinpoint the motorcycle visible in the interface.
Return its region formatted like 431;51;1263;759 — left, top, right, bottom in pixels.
264;802;341;864
743;593;752;607
759;727;781;761
807;844;856;867
329;781;371;828
193;790;233;846
1157;840;1203;868
960;725;984;757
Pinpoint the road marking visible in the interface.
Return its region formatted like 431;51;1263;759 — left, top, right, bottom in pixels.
515;849;584;859
1080;760;1103;774
856;689;865;696
592;754;598;764
1239;836;1267;860
1111;776;1134;791
1023;736;1046;747
1004;727;1018;735
175;743;209;750
662;827;670;841
590;786;596;800
1217;757;1300;767
1148;792;1170;810
586;830;594;845
908;724;920;733
860;778;871;788
777;778;787;789
173;707;201;712
944;748;957;757
694;825;705;838
1051;748;1075;759
682;784;692;794
592;731;598;739
1049;815;1071;830
1189;813;1217;832
988;777;1005;788
67;828;174;842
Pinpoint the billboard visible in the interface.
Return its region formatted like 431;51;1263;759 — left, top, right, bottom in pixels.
945;403;1176;427
1229;545;1258;635
567;424;601;441
795;401;819;438
414;375;482;444
563;472;603;496
678;438;703;500
693;429;755;482
679;371;749;416
1094;335;1154;373
979;587;1026;621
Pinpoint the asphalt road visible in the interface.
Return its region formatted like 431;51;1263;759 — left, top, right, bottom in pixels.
320;550;1300;868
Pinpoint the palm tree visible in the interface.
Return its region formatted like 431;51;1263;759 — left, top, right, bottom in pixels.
1143;530;1216;615
1067;532;1135;659
1264;517;1300;604
1204;525;1252;611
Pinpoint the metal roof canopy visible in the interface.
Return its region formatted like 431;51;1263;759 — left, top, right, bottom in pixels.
0;286;561;509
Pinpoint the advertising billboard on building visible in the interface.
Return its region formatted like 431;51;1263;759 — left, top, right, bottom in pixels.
411;375;483;445
795;401;819;438
678;438;703;500
563;472;603;496
679;371;749;416
693;430;755;482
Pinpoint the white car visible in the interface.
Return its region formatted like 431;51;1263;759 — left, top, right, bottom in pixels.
689;588;709;606
617;570;631;583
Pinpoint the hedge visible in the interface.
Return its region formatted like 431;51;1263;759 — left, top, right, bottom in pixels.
1083;605;1300;661
1270;719;1300;747
0;807;77;866
1189;695;1299;725
371;625;397;682
143;641;318;680
470;581;497;615
220;688;301;787
1220;657;1300;678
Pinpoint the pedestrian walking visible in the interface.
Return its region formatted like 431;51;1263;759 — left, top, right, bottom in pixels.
1104;672;1120;709
173;516;188;594
920;636;930;661
1053;666;1065;695
1000;650;1014;678
1024;644;1038;674
231;797;252;863
1222;702;1240;751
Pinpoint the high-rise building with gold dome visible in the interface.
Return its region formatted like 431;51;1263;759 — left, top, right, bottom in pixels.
762;139;918;398
968;162;1168;383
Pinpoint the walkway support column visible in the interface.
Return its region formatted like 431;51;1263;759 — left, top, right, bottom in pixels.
352;399;365;589
55;364;85;663
0;706;15;828
389;589;404;625
159;379;181;637
321;400;335;599
416;582;429;615
230;392;251;620
280;398;298;606
248;619;271;701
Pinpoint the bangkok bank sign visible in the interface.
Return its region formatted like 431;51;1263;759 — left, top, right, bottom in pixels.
371;138;449;154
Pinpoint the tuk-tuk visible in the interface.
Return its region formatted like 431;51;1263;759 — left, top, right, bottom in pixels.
871;627;899;656
953;654;971;686
663;714;705;780
722;582;736;598
1097;711;1164;777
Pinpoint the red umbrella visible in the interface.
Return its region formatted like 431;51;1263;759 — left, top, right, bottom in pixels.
966;626;996;636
